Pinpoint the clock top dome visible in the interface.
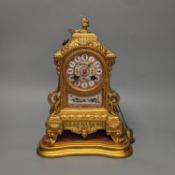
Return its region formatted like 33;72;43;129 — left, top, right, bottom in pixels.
54;17;116;61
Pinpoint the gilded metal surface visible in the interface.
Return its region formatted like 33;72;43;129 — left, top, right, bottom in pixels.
38;139;132;158
37;17;134;158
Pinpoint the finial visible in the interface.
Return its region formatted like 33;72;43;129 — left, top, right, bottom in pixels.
81;17;89;31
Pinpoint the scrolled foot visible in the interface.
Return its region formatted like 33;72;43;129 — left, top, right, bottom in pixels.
110;132;128;144
44;114;63;145
106;115;128;144
44;130;58;145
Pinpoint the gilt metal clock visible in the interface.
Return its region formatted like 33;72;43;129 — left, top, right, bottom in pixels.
37;17;134;158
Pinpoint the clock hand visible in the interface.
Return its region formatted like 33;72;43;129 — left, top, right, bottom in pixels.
72;75;80;82
88;63;92;67
90;75;97;80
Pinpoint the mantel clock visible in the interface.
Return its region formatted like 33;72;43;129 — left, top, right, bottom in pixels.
37;17;134;158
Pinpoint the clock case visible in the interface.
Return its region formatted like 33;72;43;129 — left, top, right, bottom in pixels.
37;18;134;158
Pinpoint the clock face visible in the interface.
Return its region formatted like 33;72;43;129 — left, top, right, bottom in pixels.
65;52;104;91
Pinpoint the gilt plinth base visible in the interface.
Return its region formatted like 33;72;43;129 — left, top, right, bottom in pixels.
37;131;133;158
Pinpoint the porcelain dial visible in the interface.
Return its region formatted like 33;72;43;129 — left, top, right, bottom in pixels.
66;53;103;90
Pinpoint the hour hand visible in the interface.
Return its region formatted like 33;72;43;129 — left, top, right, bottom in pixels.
88;63;92;67
72;75;80;82
90;75;97;80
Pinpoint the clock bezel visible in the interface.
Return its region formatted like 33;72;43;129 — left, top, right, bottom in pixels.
62;47;106;94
